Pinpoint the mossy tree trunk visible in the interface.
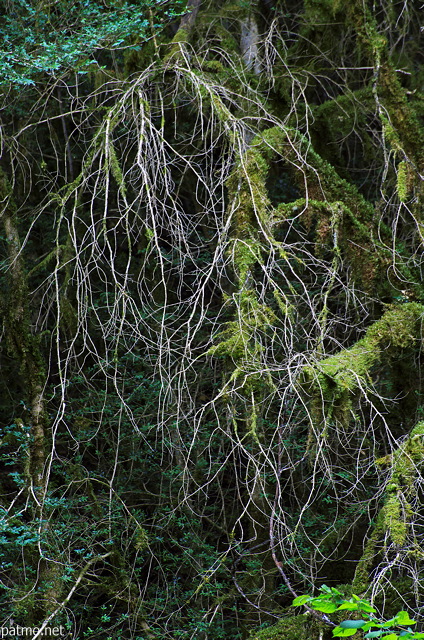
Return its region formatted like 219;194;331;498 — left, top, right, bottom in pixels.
0;167;60;622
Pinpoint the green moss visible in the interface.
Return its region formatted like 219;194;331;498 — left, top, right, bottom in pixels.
230;238;262;283
270;130;394;291
354;421;424;588
209;126;286;440
272;290;295;318
249;614;321;640
108;143;127;196
134;526;149;551
379;64;424;169
396;161;408;203
201;60;225;73
304;302;424;401
352;511;385;593
382;116;402;154
376;421;424;546
163;26;190;63
208;289;276;361
225;127;287;276
311;88;375;173
304;0;339;23
210;22;239;53
301;303;424;461
208;323;251;360
343;1;424;172
382;494;410;546
366;302;424;348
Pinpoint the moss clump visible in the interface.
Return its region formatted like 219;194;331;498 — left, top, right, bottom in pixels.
396;161;410;203
273;130;391;291
376;421;424;546
396;161;408;203
378;63;424;169
301;303;424;461
201;60;225;73
230;238;263;285
382;494;410;546
303;302;424;404
249;614;323;640
211;127;286;360
226;129;286;247
134;526;149;551
354;422;424;589
208;290;276;361
163;25;190;62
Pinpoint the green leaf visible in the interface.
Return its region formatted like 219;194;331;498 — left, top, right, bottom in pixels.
310;598;338;613
340;621;367;629
321;584;332;593
359;602;377;613
365;632;383;638
292;595;312;606
381;635;399;640
363;622;382;632
338;603;361;611
333;626;360;638
382;619;398;628
395;612;416;626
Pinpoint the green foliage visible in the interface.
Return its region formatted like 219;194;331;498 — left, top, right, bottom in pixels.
293;587;424;639
0;0;186;85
